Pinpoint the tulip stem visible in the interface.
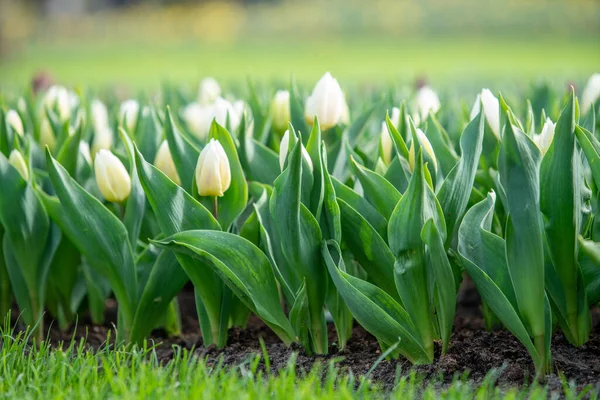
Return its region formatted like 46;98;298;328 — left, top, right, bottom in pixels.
212;196;219;221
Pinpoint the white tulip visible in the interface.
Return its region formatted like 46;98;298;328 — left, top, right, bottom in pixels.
91;126;113;157
6;110;24;136
91;99;110;131
415;86;441;121
278;129;313;172
8;149;28;181
94;149;131;203
183;103;214;141
199;77;221;105
195;139;231;197
44;85;71;121
119;100;140;135
213;97;241;133
154;140;181;185
408;128;437;172
533;118;556;155
271;90;291;132
39;117;56;151
582;73;600;114
380;107;400;165
304;72;346;130
17;97;27;115
470;89;500;139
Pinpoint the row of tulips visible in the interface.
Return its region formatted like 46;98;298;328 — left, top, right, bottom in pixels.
1;72;600;377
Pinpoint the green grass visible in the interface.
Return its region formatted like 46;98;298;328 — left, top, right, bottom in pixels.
1;37;598;90
0;327;594;400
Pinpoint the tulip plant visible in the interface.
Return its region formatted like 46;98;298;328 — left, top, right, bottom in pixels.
1;72;600;378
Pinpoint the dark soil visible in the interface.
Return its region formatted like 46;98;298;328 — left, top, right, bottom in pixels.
18;280;600;392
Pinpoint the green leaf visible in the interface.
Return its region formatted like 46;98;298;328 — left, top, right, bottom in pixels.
322;240;430;364
425;112;459;176
164;106;200;193
579;237;600;304
42;150;137;329
458;193;540;366
134;147;226;345
575;125;600;189
289;77;310;139
499;113;545;340
55;123;82;176
540;91;590;346
421;219;456;353
120;129;146;249
350;157;401;221
337;199;397;299
437;111;485;247
130;249;185;343
154;230;295;344
135;107;163;163
289;281;312;353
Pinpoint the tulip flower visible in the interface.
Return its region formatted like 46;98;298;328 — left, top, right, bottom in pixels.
415;86;441;122
154;140;181;185
91;99;110;131
305;72;346;130
199;77;221;105
213;97;241;133
271;90;291;133
39;117;56;151
279;130;313;172
470;89;500;139
94;149;132;203
183;103;214;141
195;139;231;197
6;109;24;136
380;107;400;165
408;128;437;172
581;73;600;114
44;85;71;121
119;100;140;135
8;149;28;181
533;118;556;155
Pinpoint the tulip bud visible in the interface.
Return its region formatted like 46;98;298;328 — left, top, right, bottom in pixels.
39;117;56;151
195;139;231;197
271;90;291;133
91;125;114;157
304;72;346;130
582;73;600;114
6;109;24;136
183;103;214;141
199;77;221;105
213;97;241;133
278;129;313;172
119;100;140;135
154;140;181;185
533;118;556;155
91;99;110;131
408;128;437;172
380;107;400;165
415;86;441;121
44;85;71;121
8;149;28;181
470;89;500;139
17;97;28;115
94;149;132;203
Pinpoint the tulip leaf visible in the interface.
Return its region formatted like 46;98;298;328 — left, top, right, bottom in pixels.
120;129;146;249
499;116;545;340
164;106;200;193
346;105;376;148
55;122;82;176
153;230;296;345
289;76;310;139
421;218;456;353
540;91;590;346
458;193;540;365
337;199;397;299
437;110;485;247
575;125;600;189
579;237;600;304
238;129;280;184
322;240;430;364
425;112;459;176
134;148;226;345
350;157;401;221
208;121;248;230
289;281;312;353
134;106;162;163
42;150;137;329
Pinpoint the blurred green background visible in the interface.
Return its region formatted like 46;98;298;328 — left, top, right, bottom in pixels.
0;0;598;92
